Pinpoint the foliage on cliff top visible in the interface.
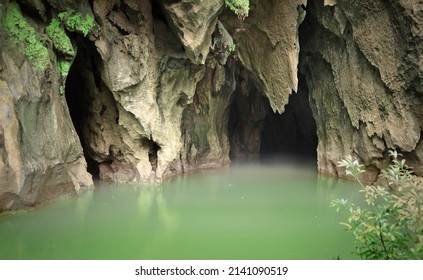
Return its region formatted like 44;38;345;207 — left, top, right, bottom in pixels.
3;2;49;72
331;151;423;259
46;18;75;57
58;9;98;37
225;0;249;19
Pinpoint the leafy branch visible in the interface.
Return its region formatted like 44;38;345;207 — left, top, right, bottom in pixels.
331;151;423;259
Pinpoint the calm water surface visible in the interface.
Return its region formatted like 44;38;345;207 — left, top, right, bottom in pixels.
0;162;361;259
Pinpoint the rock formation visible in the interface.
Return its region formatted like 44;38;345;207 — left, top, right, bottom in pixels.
0;1;94;210
300;0;423;180
0;0;422;210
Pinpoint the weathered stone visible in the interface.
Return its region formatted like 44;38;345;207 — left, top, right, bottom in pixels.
155;59;206;176
324;0;337;6
0;41;93;211
0;80;23;206
228;64;267;160
67;53;149;182
46;0;75;11
161;0;224;64
99;33;146;92
221;0;307;113
18;0;47;20
300;0;423;177
211;20;234;65
77;1;209;183
181;58;235;171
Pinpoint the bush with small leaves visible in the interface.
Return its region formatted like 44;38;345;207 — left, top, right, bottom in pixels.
331;151;423;259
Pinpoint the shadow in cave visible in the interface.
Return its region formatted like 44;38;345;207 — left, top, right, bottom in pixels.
228;70;317;165
228;2;318;166
260;74;317;164
65;47;100;180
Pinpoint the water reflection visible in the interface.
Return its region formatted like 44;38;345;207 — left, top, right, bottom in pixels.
138;186;179;232
0;162;360;259
74;189;94;224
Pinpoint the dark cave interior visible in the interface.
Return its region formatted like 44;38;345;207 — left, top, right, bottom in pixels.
227;68;317;163
260;75;317;161
65;46;101;180
227;2;318;164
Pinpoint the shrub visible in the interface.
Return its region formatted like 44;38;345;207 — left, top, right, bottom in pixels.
331;151;423;259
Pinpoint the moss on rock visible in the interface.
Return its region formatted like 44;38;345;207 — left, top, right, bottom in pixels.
3;2;49;72
225;0;249;19
58;59;72;78
46;18;75;57
57;59;72;95
58;9;98;37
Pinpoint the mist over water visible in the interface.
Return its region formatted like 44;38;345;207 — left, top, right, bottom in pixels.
0;162;360;259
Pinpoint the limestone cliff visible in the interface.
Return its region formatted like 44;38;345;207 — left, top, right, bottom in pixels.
0;0;94;210
0;0;422;211
300;0;423;180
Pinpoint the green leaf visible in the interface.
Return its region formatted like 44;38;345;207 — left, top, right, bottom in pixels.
331;150;423;259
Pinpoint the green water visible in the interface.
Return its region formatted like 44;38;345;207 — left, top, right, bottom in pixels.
0;163;361;259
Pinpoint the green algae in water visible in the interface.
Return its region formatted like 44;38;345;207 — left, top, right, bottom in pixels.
0;163;360;260
3;2;49;72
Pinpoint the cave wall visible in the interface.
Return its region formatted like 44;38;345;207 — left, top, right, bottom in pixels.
221;0;308;113
0;0;93;210
181;58;235;171
300;0;423;179
82;0;237;182
73;0;301;182
228;64;267;160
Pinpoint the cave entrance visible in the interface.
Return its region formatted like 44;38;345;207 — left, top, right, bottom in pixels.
228;67;317;163
141;138;161;173
65;46;100;180
260;74;317;162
